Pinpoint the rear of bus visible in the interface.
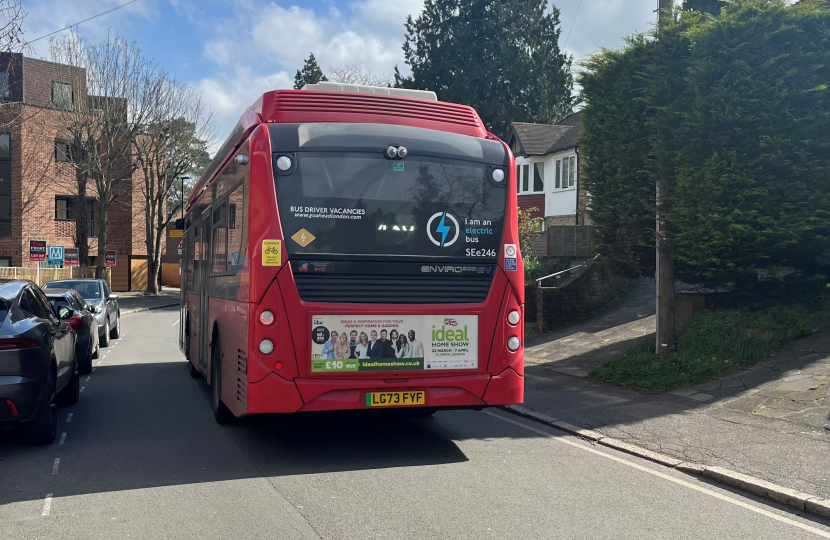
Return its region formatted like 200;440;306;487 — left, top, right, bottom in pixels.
243;86;524;414
189;84;524;416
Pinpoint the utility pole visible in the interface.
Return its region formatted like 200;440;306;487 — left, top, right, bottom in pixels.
655;0;676;355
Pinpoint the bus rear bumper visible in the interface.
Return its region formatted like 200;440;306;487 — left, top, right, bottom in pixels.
245;371;523;414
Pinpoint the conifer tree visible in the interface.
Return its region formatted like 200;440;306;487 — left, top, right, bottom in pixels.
293;53;327;89
397;0;574;137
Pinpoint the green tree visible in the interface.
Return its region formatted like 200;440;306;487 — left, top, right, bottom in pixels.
293;53;327;89
580;0;830;289
397;0;574;138
682;0;725;14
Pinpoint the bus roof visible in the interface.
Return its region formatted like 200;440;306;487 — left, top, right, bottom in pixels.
186;89;490;211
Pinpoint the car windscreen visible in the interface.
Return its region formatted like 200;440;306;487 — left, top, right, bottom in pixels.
274;152;506;260
43;281;102;300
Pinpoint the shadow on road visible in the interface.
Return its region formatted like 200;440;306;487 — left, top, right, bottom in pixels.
0;360;542;505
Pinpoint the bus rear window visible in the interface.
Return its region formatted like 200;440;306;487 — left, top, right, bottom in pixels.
275;152;506;260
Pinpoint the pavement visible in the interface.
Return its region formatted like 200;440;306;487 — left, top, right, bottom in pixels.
116;287;180;315
521;279;830;504
3;308;830;538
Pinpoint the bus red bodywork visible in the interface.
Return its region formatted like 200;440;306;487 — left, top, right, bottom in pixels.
181;89;524;418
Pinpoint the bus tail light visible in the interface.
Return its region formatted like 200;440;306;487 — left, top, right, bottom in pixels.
507;336;521;352
258;339;274;354
507;310;521;326
274;361;283;371
259;311;275;326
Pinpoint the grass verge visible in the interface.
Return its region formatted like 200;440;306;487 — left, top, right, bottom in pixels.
588;305;817;393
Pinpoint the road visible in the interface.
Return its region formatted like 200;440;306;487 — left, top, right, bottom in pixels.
1;307;830;539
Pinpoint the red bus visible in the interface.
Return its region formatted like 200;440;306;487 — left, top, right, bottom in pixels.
179;83;524;423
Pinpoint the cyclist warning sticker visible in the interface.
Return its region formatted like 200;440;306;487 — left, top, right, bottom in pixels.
262;240;282;266
310;314;478;373
504;243;517;271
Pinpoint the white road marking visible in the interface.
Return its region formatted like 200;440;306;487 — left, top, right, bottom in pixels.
58;432;66;445
41;494;53;516
66;413;72;423
92;368;96;373
484;410;830;538
51;458;60;475
85;376;90;382
172;319;179;326
80;386;85;393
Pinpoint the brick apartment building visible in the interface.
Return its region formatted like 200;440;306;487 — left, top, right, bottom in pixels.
0;53;151;291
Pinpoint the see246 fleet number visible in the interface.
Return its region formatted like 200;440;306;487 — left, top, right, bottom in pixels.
466;248;497;257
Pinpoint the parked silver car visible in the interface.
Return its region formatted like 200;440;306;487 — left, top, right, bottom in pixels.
42;280;120;347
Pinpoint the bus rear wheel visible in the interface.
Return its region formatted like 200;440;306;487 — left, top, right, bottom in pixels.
210;340;234;424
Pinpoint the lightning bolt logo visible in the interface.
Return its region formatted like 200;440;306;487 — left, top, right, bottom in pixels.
427;211;459;247
436;212;450;247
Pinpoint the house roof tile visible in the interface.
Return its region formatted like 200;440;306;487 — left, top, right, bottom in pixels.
510;111;582;156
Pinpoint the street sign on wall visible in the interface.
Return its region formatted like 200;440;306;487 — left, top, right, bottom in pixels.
29;240;46;262
64;248;79;267
47;245;64;265
105;250;117;267
170;229;183;238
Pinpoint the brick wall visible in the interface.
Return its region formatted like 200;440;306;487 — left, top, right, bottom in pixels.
0;54;147;271
526;262;628;332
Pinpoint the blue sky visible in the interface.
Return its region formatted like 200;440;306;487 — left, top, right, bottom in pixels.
21;0;660;145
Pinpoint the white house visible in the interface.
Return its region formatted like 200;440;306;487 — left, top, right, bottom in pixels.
507;112;593;257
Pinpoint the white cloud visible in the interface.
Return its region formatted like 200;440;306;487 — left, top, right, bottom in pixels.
21;0;158;58
199;0;421;143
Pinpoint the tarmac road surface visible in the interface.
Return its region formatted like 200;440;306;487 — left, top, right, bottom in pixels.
2;307;830;539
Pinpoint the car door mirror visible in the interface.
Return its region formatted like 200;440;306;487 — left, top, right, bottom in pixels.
108;294;118;300
58;307;74;320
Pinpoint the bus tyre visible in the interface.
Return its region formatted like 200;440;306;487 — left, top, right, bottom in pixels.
211;341;234;424
24;368;58;445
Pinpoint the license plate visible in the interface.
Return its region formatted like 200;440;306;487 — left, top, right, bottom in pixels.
365;391;425;407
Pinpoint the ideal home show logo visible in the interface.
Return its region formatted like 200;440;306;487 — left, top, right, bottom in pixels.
427;212;460;247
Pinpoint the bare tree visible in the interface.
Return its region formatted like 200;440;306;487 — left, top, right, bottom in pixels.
50;30;163;278
326;65;392;87
132;74;214;294
0;0;23;54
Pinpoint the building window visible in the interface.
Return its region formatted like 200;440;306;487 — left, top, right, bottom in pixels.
55;139;71;162
554;154;576;190
52;82;73;111
0;257;10;267
517;161;544;195
0;195;9;222
55;196;96;235
0;133;9;161
0;74;9;100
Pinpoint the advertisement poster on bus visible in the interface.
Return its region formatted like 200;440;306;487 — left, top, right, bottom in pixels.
29;240;46;262
310;314;478;373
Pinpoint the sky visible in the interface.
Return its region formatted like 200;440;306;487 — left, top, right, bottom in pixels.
20;0;660;147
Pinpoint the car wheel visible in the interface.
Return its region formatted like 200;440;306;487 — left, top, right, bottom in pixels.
110;314;121;339
211;340;234;424
100;319;110;347
79;339;93;375
59;361;80;405
23;368;58;445
91;336;99;360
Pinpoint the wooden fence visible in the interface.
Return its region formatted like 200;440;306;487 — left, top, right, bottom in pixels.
161;263;181;287
0;267;111;287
